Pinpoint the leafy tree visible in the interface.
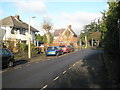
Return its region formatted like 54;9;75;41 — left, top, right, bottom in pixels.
36;34;43;41
42;34;47;43
104;1;119;58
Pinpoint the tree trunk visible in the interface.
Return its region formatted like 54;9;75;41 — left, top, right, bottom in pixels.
46;30;50;46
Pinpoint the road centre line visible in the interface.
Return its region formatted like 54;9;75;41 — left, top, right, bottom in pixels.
41;85;48;90
68;67;71;70
53;76;59;81
73;64;75;67
63;70;67;74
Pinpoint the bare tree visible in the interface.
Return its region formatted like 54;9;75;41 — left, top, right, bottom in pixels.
42;18;52;46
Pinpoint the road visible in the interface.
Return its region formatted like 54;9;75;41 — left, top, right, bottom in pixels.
2;49;106;88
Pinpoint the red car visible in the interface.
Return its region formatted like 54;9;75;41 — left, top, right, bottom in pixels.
59;45;71;53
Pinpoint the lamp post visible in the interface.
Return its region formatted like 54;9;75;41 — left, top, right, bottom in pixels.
28;16;35;58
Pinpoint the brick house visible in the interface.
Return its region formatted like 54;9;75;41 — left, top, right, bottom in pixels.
53;25;78;48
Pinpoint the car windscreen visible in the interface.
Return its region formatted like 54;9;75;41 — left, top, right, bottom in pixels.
47;47;55;50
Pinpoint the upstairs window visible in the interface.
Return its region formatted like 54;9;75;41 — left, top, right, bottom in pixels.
19;28;26;35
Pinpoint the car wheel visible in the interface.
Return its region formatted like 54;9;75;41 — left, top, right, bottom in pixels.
56;53;59;56
8;61;14;68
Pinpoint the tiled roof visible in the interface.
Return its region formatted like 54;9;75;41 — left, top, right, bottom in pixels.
54;28;65;36
0;16;39;32
54;28;77;37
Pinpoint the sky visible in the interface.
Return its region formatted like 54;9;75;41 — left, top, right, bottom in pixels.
0;0;109;35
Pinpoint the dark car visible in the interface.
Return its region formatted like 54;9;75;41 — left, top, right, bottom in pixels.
0;48;15;68
46;46;63;56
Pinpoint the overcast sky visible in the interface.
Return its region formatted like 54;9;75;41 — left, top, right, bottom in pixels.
0;0;108;35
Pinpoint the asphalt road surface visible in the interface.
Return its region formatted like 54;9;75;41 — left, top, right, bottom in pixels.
2;49;106;88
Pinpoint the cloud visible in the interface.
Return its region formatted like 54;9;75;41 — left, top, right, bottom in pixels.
14;0;46;14
50;11;102;35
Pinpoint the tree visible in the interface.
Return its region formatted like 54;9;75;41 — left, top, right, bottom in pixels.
36;34;43;41
50;33;53;44
42;18;52;46
42;34;47;43
104;1;119;58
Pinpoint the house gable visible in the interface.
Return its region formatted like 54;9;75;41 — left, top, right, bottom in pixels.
53;25;78;47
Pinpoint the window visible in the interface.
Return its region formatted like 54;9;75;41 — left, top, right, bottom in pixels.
11;30;14;34
2;49;9;57
19;28;26;35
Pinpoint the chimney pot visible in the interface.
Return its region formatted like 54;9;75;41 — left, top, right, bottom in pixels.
15;15;20;20
68;25;72;29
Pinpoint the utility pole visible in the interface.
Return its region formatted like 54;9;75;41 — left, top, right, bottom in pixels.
28;16;35;58
85;35;87;48
80;39;82;50
92;38;93;47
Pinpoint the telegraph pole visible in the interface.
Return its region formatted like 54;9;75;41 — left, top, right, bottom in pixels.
85;35;87;48
28;17;31;58
28;16;35;58
80;39;82;50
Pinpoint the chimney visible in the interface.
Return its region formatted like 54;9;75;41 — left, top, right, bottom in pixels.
68;25;72;29
14;15;20;20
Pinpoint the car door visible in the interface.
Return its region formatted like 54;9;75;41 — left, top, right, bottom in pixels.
2;49;10;66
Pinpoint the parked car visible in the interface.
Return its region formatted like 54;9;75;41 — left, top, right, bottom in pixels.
0;48;15;68
46;46;63;56
59;45;71;53
68;45;74;52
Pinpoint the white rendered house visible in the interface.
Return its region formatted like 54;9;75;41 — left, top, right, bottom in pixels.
0;15;39;45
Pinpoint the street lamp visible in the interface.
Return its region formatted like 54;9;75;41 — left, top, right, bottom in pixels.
28;16;35;58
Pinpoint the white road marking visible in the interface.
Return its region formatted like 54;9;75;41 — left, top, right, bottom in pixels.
68;67;71;70
63;70;66;74
41;85;48;90
73;64;75;67
53;76;59;81
76;61;79;64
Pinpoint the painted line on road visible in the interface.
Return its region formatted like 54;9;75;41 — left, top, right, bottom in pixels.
63;70;67;74
68;67;71;70
41;85;48;90
53;76;59;81
73;64;75;67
